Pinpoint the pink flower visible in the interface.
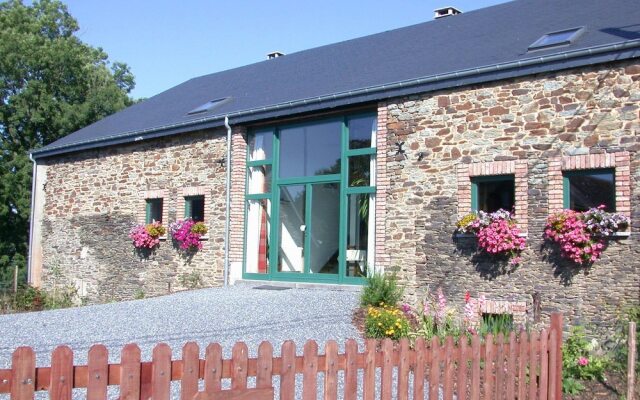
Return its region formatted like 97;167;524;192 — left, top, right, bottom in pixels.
578;357;589;366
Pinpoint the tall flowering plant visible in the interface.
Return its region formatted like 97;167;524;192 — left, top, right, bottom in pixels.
456;209;526;265
544;205;628;265
169;219;208;251
129;222;166;249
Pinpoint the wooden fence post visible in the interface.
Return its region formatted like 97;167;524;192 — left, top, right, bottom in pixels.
11;347;35;400
49;346;73;400
550;312;563;400
628;321;637;400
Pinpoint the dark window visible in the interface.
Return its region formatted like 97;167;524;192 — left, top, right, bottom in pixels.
528;27;583;51
564;169;615;212
472;176;515;213
185;195;205;222
146;199;163;223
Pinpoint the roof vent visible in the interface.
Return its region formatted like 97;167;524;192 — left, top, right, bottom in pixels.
434;6;462;19
267;51;285;59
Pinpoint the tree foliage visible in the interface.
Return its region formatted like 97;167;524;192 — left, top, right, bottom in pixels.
0;0;135;285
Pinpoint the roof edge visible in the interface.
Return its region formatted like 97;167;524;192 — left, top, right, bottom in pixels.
32;38;640;159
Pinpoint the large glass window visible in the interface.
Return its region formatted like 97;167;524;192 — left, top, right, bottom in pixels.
245;199;271;274
248;130;273;161
277;185;306;273
278;120;342;178
564;169;615;212
346;193;373;277
472;175;515;213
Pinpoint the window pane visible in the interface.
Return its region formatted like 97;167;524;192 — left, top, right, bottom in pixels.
349;155;371;187
309;183;340;275
279;120;342;178
567;170;615;212
186;196;205;222
278;185;306;273
245;199;271;274
248;165;272;194
346;193;371;277
248;130;273;161
475;177;515;213
348;115;376;149
146;199;163;223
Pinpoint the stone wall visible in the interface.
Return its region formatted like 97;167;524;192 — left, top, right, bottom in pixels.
382;60;640;335
39;129;228;302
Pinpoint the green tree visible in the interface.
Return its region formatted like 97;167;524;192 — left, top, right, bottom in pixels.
0;0;135;285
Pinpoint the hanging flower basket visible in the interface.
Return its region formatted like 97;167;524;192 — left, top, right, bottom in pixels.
129;222;166;250
456;209;526;266
544;205;628;265
169;219;208;251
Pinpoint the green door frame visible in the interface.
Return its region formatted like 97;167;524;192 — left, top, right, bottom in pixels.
242;112;376;284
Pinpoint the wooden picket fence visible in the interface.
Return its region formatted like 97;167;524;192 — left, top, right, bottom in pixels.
0;313;563;399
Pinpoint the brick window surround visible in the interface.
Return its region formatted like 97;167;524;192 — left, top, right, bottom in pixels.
139;189;169;225
548;152;631;218
457;160;529;232
177;186;208;221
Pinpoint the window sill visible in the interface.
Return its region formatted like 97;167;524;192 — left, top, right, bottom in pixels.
199;236;209;241
598;231;631;238
455;232;528;238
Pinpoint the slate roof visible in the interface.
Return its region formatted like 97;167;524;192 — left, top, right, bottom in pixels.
33;0;640;158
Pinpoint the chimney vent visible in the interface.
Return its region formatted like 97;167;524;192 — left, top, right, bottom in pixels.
434;6;462;19
267;51;285;59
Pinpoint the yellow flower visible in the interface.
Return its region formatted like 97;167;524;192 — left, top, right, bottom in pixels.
378;322;382;326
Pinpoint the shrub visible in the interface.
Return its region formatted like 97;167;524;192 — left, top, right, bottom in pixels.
608;305;640;373
360;272;403;307
478;313;514;337
407;287;464;342
365;305;410;340
2;285;76;313
562;326;608;394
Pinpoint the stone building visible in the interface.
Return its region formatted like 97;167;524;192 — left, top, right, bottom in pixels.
29;0;639;334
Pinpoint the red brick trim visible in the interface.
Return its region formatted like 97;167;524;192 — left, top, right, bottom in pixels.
457;160;529;232
229;127;247;264
177;186;208;221
138;189;169;224
548;151;631;218
375;103;390;271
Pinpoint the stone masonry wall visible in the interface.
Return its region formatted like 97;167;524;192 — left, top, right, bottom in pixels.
40;129;228;302
382;60;640;336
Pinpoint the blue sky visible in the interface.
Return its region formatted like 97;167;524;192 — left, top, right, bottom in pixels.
63;0;509;99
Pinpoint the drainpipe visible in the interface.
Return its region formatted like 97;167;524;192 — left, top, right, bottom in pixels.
27;152;37;285
223;116;232;287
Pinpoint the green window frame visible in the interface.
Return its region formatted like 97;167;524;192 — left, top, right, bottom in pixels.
563;168;615;211
471;175;515;212
242;112;377;284
145;198;163;224
184;195;205;222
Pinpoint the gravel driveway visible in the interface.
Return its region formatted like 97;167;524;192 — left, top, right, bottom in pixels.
0;285;362;368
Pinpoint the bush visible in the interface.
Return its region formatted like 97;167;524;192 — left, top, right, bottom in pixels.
409;287;464;342
0;285;76;313
365;305;410;340
608;305;640;373
562;326;608;394
360;272;403;307
479;313;514;337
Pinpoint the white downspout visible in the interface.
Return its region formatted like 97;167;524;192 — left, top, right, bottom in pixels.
223;116;232;287
27;153;37;284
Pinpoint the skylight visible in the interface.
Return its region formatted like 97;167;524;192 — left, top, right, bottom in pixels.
528;27;584;51
187;97;229;115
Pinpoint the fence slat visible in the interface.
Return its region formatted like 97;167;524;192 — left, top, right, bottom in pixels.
381;339;393;400
548;330;558;400
181;342;199;400
324;340;338;400
496;333;505;400
443;336;454;400
363;339;376;400
280;341;296;400
120;344;141;400
302;340;318;400
471;335;481;400
397;338;410;400
151;344;171;400
457;337;468;400
506;332;517;400
87;345;108;400
529;330;540;400
429;337;441;400
627;321;637;400
231;342;249;391
413;338;426;400
344;339;358;400
484;334;494;400
256;341;273;389
11;347;35;400
550;313;563;400
204;343;223;394
49;346;73;400
518;330;529;400
539;329;549;400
